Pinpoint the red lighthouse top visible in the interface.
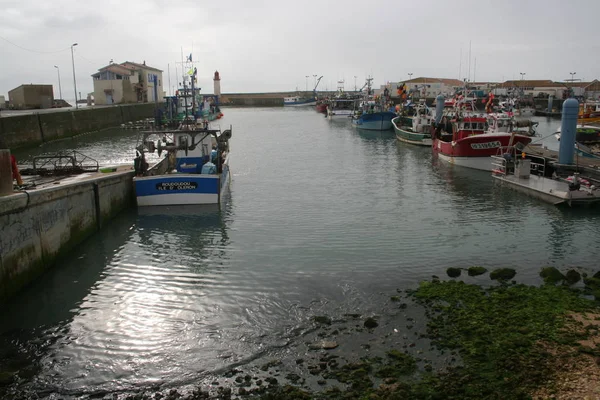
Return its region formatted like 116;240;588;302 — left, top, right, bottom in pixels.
214;71;220;80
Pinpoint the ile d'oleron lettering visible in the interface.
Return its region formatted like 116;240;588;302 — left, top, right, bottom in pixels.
470;141;502;150
156;182;198;191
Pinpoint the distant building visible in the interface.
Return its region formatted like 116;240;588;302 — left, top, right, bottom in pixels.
92;61;164;105
493;80;568;98
569;80;600;100
388;77;465;98
8;84;54;109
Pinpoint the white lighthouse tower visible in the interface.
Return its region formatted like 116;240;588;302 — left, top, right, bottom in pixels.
213;71;221;96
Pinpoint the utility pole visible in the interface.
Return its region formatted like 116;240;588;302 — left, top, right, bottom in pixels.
54;65;62;100
71;43;79;109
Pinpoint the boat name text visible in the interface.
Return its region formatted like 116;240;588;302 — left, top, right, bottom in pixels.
156;182;198;191
471;141;501;150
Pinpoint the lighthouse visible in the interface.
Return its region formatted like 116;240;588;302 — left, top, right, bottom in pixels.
213;71;221;96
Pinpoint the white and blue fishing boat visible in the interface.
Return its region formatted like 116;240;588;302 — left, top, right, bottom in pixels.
351;78;395;130
133;123;231;206
133;65;232;207
284;76;322;107
352;110;396;130
133;121;231;206
283;95;317;106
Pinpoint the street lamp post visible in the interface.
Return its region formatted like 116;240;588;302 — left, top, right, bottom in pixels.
71;43;78;109
353;76;357;92
570;72;576;82
313;74;317;89
54;65;62;100
305;75;309;92
408;73;413;80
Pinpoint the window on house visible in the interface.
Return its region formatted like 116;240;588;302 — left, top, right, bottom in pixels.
116;75;122;80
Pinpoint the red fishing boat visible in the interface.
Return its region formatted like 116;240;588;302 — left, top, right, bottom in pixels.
432;113;533;171
315;99;328;114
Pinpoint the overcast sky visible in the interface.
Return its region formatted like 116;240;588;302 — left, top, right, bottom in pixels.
1;0;599;101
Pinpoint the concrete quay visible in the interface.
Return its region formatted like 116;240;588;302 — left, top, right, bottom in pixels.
0;103;158;150
0;166;134;303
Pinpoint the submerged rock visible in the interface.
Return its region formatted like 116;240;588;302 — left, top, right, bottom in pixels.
364;317;379;329
446;268;462;278
309;341;338;350
312;316;332;325
540;267;566;284
490;268;516;281
468;266;488;276
565;269;581;285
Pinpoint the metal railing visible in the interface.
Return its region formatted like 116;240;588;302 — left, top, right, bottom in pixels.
29;151;99;176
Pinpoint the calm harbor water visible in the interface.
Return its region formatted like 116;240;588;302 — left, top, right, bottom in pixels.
3;108;600;397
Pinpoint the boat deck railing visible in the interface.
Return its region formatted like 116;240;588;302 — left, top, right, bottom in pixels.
492;146;546;178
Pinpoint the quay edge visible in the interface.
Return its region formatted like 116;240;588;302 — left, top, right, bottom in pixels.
0;169;135;303
0;103;158;150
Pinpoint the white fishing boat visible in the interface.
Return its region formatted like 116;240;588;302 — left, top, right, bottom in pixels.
132;62;232;207
491;146;600;206
327;80;359;119
133;123;232;206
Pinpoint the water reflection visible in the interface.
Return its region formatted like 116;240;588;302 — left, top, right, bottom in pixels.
1;204;233;397
0;211;137;398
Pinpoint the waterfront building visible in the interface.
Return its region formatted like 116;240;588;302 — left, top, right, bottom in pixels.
8;84;54;109
92;61;164;105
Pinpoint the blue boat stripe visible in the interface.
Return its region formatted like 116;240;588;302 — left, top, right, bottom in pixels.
135;176;219;197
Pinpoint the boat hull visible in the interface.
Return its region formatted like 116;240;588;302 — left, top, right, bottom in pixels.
134;167;230;206
327;109;353;119
493;174;600;206
392;117;432;146
352;112;395;131
284;99;316;107
433;134;532;171
315;103;327;113
512;108;535;118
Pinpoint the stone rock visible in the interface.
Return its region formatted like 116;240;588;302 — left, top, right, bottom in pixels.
468;266;488;276
540;267;565;284
446;267;462;278
364;317;379;329
309;340;338;350
312;315;332;325
490;268;516;281
565;269;581;285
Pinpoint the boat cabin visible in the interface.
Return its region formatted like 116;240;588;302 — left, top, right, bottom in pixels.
436;116;487;142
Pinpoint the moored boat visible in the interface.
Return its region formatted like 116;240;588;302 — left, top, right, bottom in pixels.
133;123;231;206
351;78;395;130
353;110;396;130
392;101;434;146
284;95;316;107
492;146;600;206
133;63;232;207
555;125;600;143
432;114;532;171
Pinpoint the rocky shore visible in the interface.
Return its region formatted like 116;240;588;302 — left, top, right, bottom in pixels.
3;266;600;400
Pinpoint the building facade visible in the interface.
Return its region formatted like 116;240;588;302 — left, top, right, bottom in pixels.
92;61;164;105
388;77;465;98
8;84;54;109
